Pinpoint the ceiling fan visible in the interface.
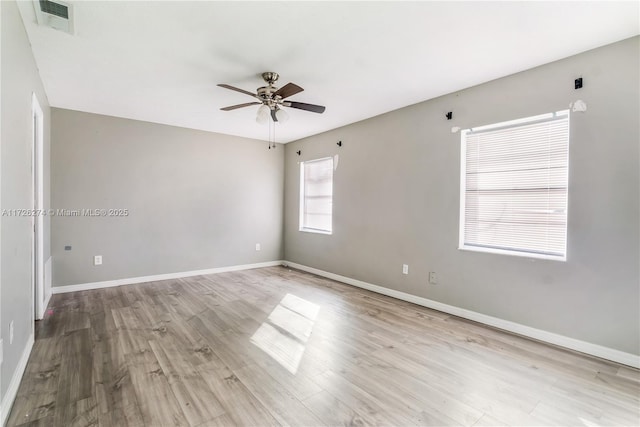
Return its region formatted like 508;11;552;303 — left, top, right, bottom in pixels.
218;72;326;123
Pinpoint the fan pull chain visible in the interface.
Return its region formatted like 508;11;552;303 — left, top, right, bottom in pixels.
272;119;276;149
267;115;276;149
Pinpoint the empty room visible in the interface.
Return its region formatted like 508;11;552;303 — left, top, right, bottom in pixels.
1;1;639;426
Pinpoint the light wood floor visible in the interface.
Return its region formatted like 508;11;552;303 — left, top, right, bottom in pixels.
7;266;640;426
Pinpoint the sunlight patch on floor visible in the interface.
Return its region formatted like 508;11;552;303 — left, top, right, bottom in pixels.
250;293;320;374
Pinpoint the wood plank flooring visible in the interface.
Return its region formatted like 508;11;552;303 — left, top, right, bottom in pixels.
7;266;640;426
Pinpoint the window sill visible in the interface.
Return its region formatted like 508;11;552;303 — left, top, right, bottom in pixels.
299;228;332;235
458;245;566;262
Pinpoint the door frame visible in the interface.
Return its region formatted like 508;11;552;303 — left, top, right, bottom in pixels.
32;93;45;321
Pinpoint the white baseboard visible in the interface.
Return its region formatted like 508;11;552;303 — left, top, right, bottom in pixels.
52;260;284;294
48;259;639;368
0;334;34;427
285;261;640;369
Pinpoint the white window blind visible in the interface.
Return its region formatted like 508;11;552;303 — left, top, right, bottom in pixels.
460;110;570;260
300;157;333;233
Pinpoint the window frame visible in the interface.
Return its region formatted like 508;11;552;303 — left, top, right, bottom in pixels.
458;110;570;261
299;156;334;235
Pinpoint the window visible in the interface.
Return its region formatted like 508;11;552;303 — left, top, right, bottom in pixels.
300;157;333;234
459;110;570;260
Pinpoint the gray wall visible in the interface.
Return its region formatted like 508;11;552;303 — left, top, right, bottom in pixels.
51;109;283;286
284;37;640;356
1;0;51;400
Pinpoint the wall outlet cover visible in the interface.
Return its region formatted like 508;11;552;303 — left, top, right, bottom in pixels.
429;272;437;284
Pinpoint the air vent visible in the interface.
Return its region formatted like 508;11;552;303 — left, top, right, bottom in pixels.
32;0;74;34
39;0;68;19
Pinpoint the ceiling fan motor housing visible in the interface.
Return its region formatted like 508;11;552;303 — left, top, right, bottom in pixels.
258;72;282;109
257;88;280;110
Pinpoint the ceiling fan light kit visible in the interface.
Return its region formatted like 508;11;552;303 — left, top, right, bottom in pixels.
256;104;270;124
275;108;289;123
218;72;326;124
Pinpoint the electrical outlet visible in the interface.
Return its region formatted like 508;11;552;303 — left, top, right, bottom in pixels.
402;264;409;275
429;271;437;284
255;243;261;251
94;255;102;266
0;339;3;364
9;321;14;344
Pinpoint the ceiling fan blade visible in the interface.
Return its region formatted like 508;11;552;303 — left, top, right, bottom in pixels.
220;102;261;111
271;109;278;122
217;84;257;98
286;101;326;114
274;83;304;99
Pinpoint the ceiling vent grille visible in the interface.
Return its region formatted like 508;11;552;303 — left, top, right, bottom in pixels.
33;0;74;34
39;0;68;19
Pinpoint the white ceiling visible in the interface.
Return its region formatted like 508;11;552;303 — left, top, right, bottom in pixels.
17;1;639;143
